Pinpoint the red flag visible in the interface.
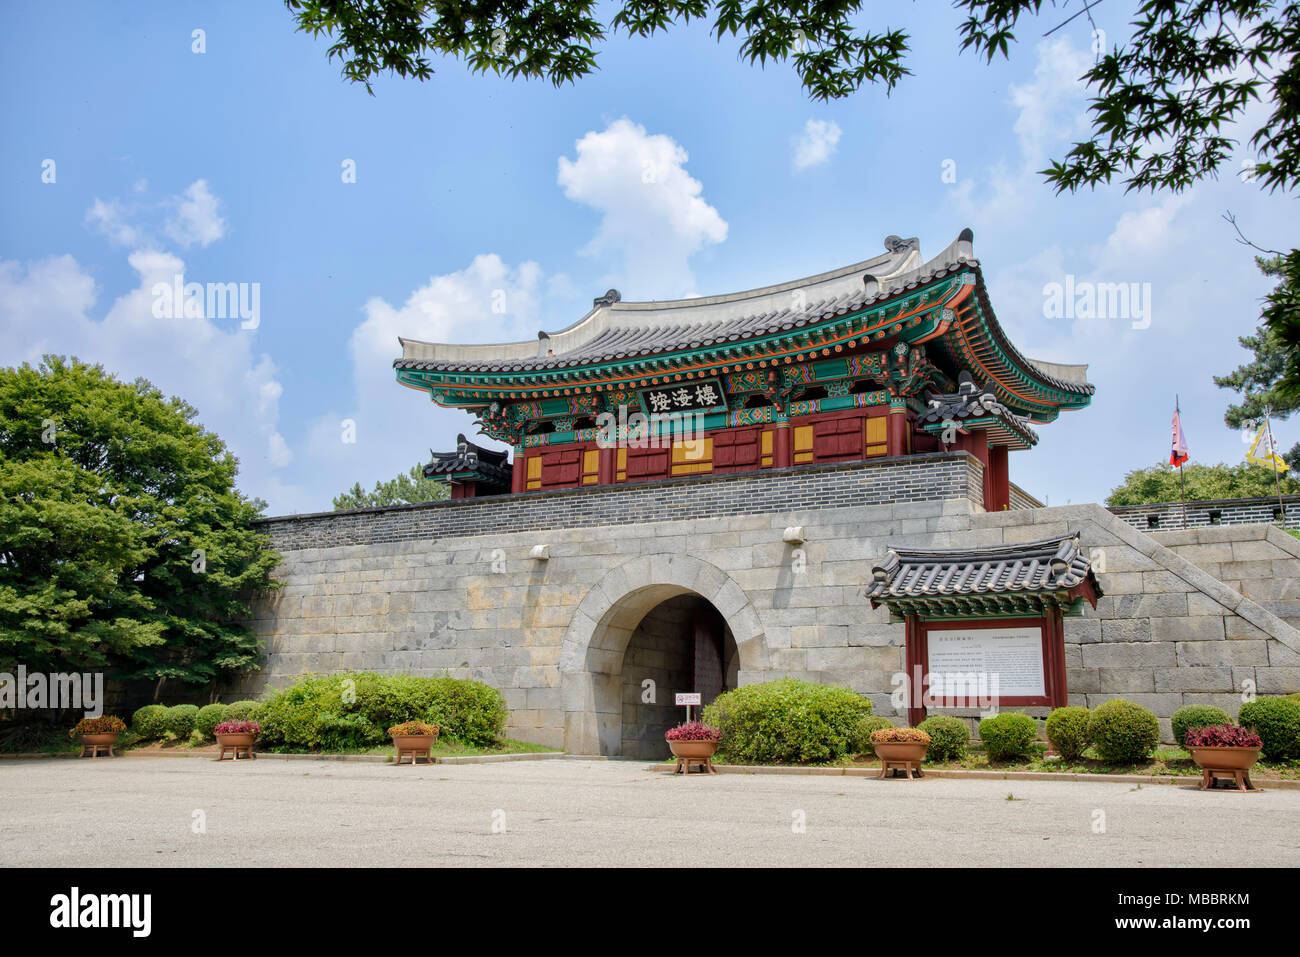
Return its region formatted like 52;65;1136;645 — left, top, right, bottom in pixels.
1170;403;1190;467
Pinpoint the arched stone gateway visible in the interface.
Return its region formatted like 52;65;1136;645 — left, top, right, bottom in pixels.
559;554;770;755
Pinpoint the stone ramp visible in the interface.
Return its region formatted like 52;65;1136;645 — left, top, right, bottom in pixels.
1152;524;1300;629
973;503;1300;741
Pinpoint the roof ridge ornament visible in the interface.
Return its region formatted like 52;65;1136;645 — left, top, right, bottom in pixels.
919;369;1040;450
593;289;621;308
884;235;920;255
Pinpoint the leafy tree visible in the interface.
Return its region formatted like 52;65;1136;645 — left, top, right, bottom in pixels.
1216;253;1300;447
1215;318;1295;430
285;0;910;99
0;357;280;700
285;0;1300;199
333;464;450;510
1106;460;1300;506
1261;248;1300;402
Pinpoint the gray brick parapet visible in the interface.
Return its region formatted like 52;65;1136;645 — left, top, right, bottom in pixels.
1109;494;1300;531
256;451;985;550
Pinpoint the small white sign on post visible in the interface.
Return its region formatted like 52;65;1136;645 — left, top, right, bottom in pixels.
676;692;701;723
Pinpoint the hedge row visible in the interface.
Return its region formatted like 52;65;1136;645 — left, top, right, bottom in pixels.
257;672;507;751
130;674;507;751
133;701;264;741
1039;697;1300;763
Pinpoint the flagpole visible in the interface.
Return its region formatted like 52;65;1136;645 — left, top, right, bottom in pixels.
1265;408;1287;527
1176;395;1187;529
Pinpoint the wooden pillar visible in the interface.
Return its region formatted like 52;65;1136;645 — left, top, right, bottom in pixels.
772;423;792;468
511;450;525;494
887;397;909;457
904;614;927;727
988;444;1010;511
1047;608;1069;709
598;444;615;485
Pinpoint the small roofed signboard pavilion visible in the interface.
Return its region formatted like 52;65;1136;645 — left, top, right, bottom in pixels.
397;230;1094;507
866;535;1102;726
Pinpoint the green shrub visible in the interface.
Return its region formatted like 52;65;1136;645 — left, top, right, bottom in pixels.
163;704;200;739
851;716;895;756
1171;704;1233;747
257;672;508;751
132;705;168;740
1088;699;1160;763
918;715;970;762
978;712;1038;762
1238;696;1300;761
1045;706;1092;761
702;678;874;765
224;700;264;722
357;674;507;747
194;704;229;740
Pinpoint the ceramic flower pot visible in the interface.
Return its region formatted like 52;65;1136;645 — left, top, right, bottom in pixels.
1188;745;1261;791
391;733;437;765
1188;745;1261;772
872;740;929;765
667;738;719;774
215;731;257;761
667;739;719;760
78;732;119;758
873;740;928;779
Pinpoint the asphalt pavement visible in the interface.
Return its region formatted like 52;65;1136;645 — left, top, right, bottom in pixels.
1;756;1296;867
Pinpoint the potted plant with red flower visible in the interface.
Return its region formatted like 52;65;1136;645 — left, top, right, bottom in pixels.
214;720;261;761
869;726;931;779
1184;724;1263;792
70;715;127;758
388;720;439;765
665;721;722;774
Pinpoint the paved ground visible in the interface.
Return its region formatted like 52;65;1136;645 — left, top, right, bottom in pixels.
2;756;1297;867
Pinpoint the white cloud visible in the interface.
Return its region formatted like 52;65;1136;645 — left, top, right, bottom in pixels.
557;118;727;298
165;179;226;248
1008;38;1091;165
83;180;227;252
792;119;842;171
85;199;141;247
0;250;291;499
953;39;1095;236
291;254;545;509
1098;195;1193;265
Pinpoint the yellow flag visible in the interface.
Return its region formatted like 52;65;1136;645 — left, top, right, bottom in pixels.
1247;424;1290;473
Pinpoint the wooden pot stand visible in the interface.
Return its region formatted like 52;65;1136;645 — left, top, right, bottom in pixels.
1198;767;1260;793
78;736;117;759
673;754;717;775
391;735;437;766
217;742;256;761
878;759;924;780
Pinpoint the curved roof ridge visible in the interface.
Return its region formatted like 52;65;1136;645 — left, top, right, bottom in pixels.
396;231;973;367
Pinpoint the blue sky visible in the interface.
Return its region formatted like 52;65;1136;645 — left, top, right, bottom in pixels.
0;1;1290;515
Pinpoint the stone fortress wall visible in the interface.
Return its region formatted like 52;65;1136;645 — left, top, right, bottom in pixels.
241;453;1300;753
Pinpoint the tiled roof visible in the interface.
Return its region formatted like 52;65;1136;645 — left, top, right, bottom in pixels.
865;534;1100;606
922;273;1096;418
394;229;1096;424
395;234;937;373
423;434;512;484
